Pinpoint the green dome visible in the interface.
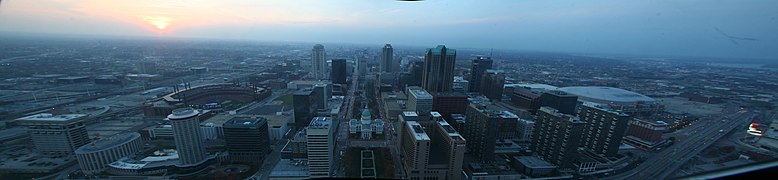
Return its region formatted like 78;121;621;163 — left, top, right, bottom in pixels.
361;108;371;119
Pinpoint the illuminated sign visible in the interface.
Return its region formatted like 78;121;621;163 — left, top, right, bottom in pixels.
747;123;765;136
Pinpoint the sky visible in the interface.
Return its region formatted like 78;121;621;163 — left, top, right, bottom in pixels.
1;0;777;59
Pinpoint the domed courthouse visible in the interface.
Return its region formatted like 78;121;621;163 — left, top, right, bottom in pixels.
349;106;384;140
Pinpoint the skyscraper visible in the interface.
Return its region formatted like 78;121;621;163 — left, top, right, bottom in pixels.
429;116;467;180
469;56;493;93
462;102;516;162
381;44;393;72
15;113;91;155
330;59;347;84
313;82;332;108
311;44;326;80
399;120;431;175
579;102;630;157
530;107;585;168
400;61;424;87
481;69;506;101
168;107;207;167
421;45;456;93
293;89;315;128
396;112;466;180
223;117;270;163
307;117;334;178
358;56;368;76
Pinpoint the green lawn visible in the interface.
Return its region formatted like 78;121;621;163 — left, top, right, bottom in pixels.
344;147;394;178
274;93;294;106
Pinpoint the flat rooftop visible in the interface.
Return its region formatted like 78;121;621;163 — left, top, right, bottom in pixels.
262;114;292;128
402;111;418;117
408;88;433;99
270;159;309;178
498;111;518;119
539;107;583;123
514;156;557;168
382;91;408;100
407;121;430;141
15;113;86;122
243;104;286;115
308;117;331;129
75;132;140;154
582;102;629;116
436;120;464;140
559;86;655;104
223;117;266;128
505;83;558;92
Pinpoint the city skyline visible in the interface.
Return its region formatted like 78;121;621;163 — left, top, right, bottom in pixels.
0;1;777;179
1;0;777;59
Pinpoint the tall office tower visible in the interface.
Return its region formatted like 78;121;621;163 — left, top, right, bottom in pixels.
431;92;469;122
16;113;91;155
397;112;466;180
406;86;433;117
223;117;270;163
462;102;514;162
293;89;315;128
359;57;368;76
381;44;394;72
346;60;354;76
306;117;334;178
531;107;585;168
402;61;425;87
396;111;419;149
399;120;433;177
311;44;326;80
480;69;505;101
421;45;456;93
364;74;377;98
168;108;207;166
579;102;630;157
330;59;347;84
540;90;578;115
429;116;467;180
313;82;331;108
469;56;493;93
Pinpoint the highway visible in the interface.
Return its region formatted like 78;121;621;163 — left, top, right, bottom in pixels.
607;108;756;180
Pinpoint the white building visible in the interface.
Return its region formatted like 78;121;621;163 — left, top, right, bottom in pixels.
75;132;143;175
307;117;334;178
201;123;220;140
312;44;327;80
516;118;535;142
348;107;384;140
15;113;91;155
168;108;208;167
265;112;292;142
406;86;433;116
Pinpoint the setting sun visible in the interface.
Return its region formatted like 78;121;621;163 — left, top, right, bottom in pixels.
143;16;172;30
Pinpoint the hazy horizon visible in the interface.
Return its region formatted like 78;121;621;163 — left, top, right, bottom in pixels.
1;0;777;59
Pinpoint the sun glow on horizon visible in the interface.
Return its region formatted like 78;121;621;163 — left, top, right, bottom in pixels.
143;16;172;30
